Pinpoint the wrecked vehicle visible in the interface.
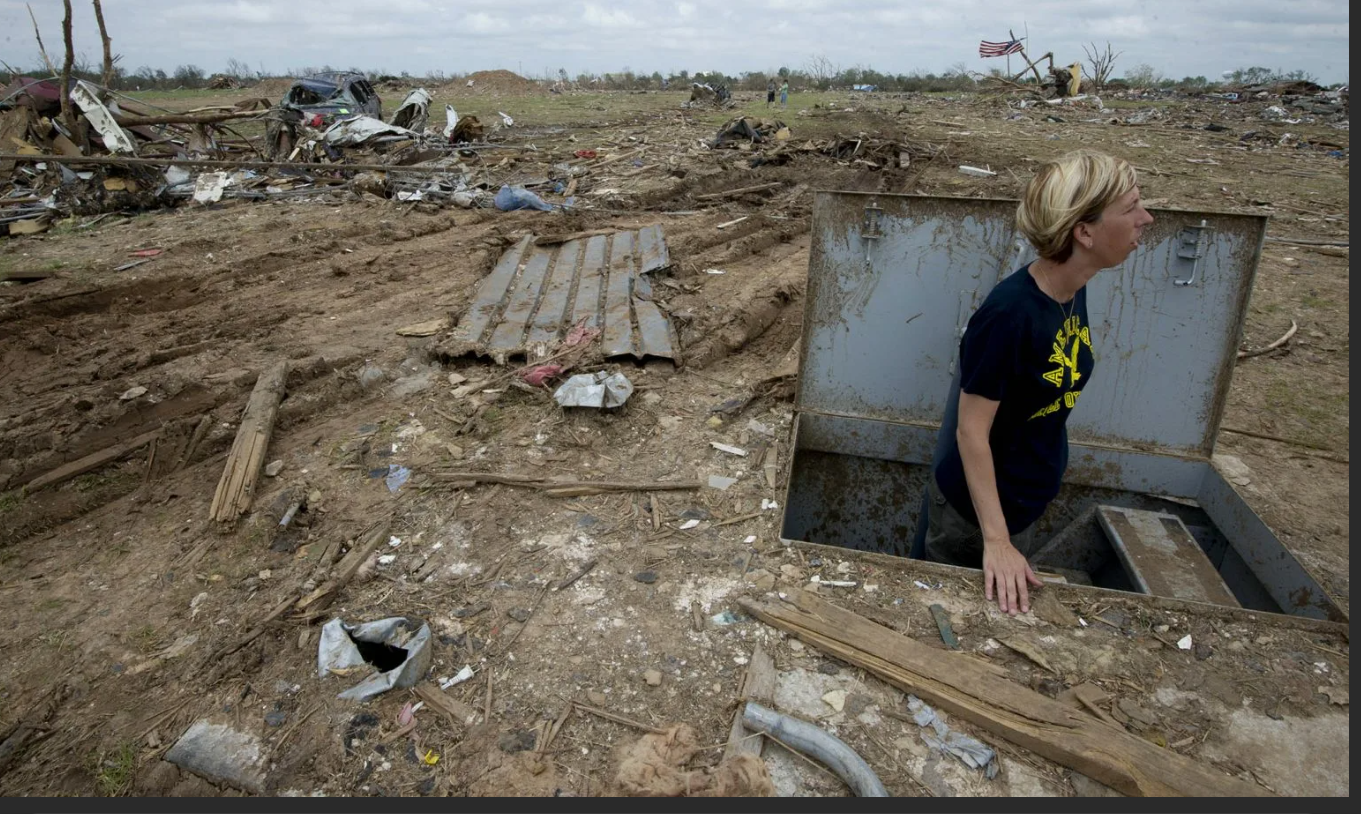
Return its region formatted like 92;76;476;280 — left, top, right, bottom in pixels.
279;72;382;126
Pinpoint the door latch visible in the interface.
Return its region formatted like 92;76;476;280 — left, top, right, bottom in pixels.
862;202;883;241
1174;220;1211;286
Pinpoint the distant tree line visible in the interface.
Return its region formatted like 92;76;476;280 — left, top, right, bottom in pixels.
0;55;1336;94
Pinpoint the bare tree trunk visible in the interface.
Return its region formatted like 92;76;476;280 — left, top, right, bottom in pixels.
92;0;114;88
59;0;75;132
26;3;58;77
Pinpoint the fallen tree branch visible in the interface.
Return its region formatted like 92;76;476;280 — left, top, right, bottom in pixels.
293;521;392;618
572;702;667;734
1237;320;1297;360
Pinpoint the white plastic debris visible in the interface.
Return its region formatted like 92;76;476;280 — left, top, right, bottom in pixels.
71;80;136;153
192;172;230;204
439;665;475;689
679;519;701;530
957;165;997;178
443;105;460;139
710;442;749;457
377;554;396;566
1177;634;1193;650
498;111;514;127
707;474;738;490
704;268;726;275
761;499;779;511
553;371;634;409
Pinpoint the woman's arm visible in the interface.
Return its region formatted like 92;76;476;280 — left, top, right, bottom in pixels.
957;392;1042;615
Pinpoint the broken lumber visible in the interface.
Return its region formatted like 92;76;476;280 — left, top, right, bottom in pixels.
23;429;159;492
294;521;391;618
722;644;777;762
209;361;286;524
112;110;266;127
738;590;1270;797
695;182;783;201
431;470;701;497
413;682;480;728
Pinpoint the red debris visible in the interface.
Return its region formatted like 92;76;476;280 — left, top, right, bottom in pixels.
129;248;164;257
574;149;598;159
519;365;564;387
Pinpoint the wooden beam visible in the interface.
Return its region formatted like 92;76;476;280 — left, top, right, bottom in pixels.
695;182;783;201
723;644;778;761
209;361;286;524
739;590;1271;797
23;430;159;492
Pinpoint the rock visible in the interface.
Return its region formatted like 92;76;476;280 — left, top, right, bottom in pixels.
587;690;607;706
678;507;713;521
447;372;468;387
388;372;435;399
821;690;847;712
357;365;387;390
1320;686;1348;706
446;444;464;459
264;460;284;478
1194;643;1214;661
265;709;288;727
119;386;148;401
844;693;873;716
164;719;269;794
744;568;776;592
817;662;840;676
788;640;804;652
633;571;658;585
507;607;531;623
498;729;537;753
643;669;663;687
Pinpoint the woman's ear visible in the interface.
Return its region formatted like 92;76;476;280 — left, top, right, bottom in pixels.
1073;222;1095;250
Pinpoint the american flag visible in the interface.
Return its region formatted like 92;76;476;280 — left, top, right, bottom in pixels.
979;39;1024;58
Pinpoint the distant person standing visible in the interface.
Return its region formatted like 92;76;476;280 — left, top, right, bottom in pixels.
780;79;789;109
766;78;776;107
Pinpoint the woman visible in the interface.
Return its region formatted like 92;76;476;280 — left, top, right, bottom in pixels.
779;80;789;108
924;150;1154;615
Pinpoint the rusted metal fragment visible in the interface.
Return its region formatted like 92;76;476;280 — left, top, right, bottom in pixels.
457;235;531;346
488;250;551;352
602;231;635;357
526;239;580;347
449;228;677;364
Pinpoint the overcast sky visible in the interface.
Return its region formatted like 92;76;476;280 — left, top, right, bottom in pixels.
3;0;1349;84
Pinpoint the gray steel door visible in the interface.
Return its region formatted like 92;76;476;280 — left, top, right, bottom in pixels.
800;192;1265;459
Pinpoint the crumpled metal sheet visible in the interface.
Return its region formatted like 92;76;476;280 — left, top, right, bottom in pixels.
389;88;432;132
322;115;418;146
553;371;633;408
317;616;432;701
71;80;136;154
907;695;998;779
447;226;678;364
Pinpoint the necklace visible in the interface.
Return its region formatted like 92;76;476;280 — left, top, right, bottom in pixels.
1036;261;1076;325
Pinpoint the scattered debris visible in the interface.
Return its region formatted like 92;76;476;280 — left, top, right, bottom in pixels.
164;719;269;794
554;371;634;409
906;695;999;779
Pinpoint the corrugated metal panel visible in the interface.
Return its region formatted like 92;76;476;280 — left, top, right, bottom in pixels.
450;228;678;363
799;192;1266;459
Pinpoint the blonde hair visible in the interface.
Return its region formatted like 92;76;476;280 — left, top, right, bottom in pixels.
1016;150;1138;262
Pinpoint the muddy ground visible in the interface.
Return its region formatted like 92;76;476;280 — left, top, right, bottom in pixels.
0;87;1348;797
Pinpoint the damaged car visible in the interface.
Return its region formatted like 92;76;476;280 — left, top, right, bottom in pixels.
279;72;382;126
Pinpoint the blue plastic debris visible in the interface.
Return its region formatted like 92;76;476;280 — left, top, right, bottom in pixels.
494;185;554;211
384;464;411;493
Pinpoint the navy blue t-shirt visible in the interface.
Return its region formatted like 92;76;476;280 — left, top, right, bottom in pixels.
932;265;1095;534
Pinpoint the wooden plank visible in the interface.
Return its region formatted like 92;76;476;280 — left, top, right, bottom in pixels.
1097;506;1240;608
209;362;287;524
738;591;1270;797
723;644;778;762
525;239;581;346
413;682;479;729
23;430;159;492
601;231;635;357
694;182;782;201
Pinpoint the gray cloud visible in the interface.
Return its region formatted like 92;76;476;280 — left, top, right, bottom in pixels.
2;0;1348;83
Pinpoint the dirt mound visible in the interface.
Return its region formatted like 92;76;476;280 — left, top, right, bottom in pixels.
463;70;541;94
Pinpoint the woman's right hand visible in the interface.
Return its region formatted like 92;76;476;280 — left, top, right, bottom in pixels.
983;538;1042;615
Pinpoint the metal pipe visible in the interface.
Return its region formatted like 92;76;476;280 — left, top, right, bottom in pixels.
741;702;890;797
